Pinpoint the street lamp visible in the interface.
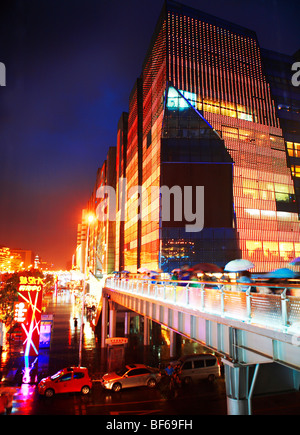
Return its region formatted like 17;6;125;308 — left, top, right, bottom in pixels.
78;212;96;367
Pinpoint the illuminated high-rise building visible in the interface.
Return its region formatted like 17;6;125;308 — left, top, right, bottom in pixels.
77;147;116;276
261;48;300;215
122;0;300;273
79;0;300;274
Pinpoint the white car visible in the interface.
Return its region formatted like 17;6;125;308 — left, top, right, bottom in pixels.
100;363;161;392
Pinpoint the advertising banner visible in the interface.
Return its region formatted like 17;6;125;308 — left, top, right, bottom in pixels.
39;314;53;348
17;275;44;356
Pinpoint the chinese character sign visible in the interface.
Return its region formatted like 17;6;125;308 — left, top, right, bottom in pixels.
14;302;28;323
17;275;44;356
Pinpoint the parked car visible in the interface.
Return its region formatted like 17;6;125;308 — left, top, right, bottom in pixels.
38;367;92;397
171;353;221;384
100;363;161;392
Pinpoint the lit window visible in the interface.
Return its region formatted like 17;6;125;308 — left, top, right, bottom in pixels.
203;98;220;114
221;107;236;118
245;208;260;217
291;166;300;177
166;87;197;110
274;184;291;194
287;142;300;158
246;241;262;259
263;242;279;258
295;243;300;257
279;242;294;261
261;210;276;218
275;192;290;202
237;112;253;121
243;188;259;199
222;126;239;139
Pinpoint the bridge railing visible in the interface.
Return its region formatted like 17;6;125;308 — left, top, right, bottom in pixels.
105;278;300;334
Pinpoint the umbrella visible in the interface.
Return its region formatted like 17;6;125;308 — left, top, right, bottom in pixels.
263;268;297;279
137;267;150;273
224;259;254;272
121;270;130;274
289;257;300;266
189;263;223;273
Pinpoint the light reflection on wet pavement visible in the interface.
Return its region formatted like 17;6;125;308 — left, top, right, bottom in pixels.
0;290;204;414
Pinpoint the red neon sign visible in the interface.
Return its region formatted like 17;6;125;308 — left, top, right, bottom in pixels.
17;275;44;357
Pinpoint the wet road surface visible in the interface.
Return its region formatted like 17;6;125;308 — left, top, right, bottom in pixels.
2;290;300;416
1;290;228;415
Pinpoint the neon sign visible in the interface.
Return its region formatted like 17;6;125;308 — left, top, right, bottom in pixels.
14;302;28;323
17;275;44;357
105;337;128;345
19;285;42;292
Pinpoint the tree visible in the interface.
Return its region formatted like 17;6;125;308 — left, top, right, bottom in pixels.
43;273;54;293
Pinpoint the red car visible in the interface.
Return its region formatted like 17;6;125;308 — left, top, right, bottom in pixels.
38;367;92;397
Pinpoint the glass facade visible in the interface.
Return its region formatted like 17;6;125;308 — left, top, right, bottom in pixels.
160;85;240;270
120;79;144;272
261;48;300;216
161;2;300;272
77;0;300;274
115;113;128;272
169;2;298;272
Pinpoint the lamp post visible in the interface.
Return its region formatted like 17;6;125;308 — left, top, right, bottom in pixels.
78;212;95;367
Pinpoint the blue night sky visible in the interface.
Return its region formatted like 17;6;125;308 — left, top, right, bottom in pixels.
0;0;299;269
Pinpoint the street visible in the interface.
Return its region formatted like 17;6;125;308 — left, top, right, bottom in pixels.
7;374;300;416
1;290;300;416
10;377;227;415
1;290;228;416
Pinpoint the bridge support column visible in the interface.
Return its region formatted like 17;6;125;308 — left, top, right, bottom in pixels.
124;312;130;336
101;295;108;348
132;315;140;334
170;331;176;359
109;301;117;338
224;361;259;415
144;317;150;346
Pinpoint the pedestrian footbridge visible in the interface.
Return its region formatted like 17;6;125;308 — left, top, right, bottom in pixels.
100;277;300;414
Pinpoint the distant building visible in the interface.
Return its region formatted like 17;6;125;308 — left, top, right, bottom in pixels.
0;247;34;271
76;147;116;276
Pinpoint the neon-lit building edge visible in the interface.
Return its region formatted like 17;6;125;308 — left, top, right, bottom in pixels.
76;0;300;274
